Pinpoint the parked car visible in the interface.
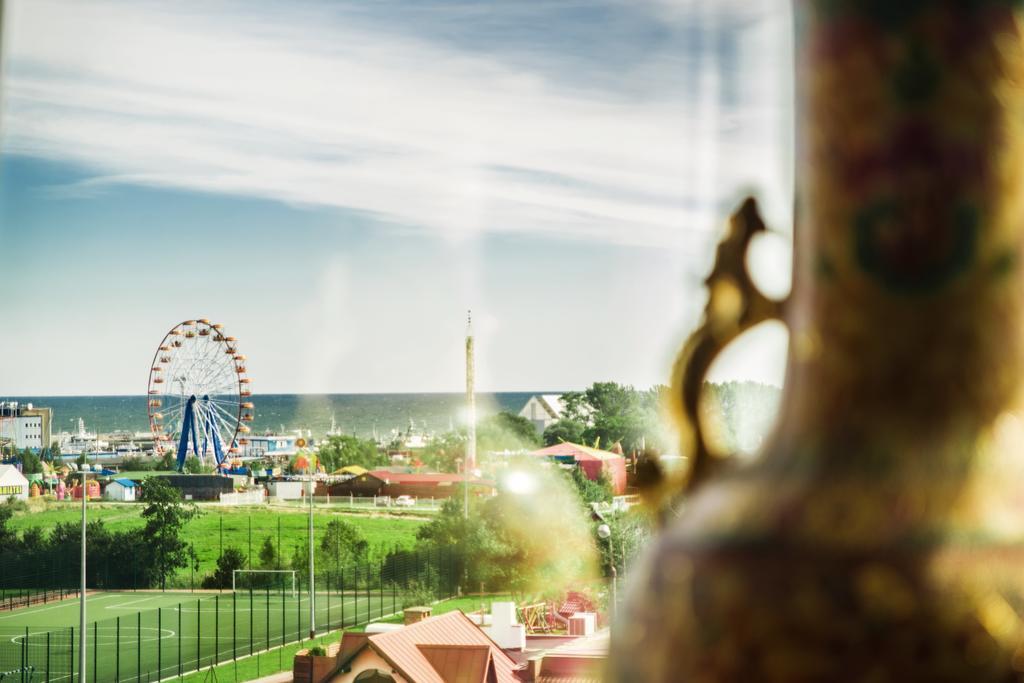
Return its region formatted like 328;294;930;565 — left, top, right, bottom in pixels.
394;495;415;507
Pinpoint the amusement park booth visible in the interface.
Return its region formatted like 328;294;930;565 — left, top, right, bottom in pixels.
71;479;101;500
104;478;137;501
164;474;234;501
0;465;29;501
529;443;628;495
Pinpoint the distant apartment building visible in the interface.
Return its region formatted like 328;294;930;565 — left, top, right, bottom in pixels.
0;402;52;454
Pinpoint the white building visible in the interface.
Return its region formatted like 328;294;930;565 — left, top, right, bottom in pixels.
518;394;565;432
266;480;304;500
104;478;137;502
241;435;300;459
0;465;30;500
0;402;52;454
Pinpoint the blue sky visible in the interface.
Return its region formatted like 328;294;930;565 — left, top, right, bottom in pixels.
0;0;792;395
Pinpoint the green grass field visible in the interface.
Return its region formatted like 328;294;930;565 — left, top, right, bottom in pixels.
6;503;426;582
0;587;411;683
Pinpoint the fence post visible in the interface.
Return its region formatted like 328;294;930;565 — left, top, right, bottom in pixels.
296;582;301;641
233;592;237;660
265;587;270;651
379;563;384;621
326;572;331;631
158;608;162;681
365;564;370;623
116;616;120;683
69;626;74;683
46;630;50;683
196;599;201;673
93;621;97;683
280;586;285;648
248;589;253;656
214;595;220;668
136;611;141;683
177;603;182;677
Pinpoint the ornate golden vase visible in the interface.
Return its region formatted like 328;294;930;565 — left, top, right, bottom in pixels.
612;2;1024;680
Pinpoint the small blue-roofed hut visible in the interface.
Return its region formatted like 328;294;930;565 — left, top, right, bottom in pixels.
104;478;137;502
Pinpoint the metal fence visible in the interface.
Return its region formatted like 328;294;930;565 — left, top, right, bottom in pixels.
267;496;443;512
0;546;458;683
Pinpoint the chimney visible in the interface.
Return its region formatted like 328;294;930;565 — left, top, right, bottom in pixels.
483;602;526;650
404;607;432;625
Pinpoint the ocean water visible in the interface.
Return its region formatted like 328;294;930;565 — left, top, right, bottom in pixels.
4;393;542;438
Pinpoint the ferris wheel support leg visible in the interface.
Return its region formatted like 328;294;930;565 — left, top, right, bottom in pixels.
176;396;197;472
203;396;226;467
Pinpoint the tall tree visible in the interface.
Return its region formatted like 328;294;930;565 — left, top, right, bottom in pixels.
543;382;664;453
139;477;197;589
319;519;369;573
19;448;42;474
543;419;585;446
316;435;387;472
258;535;278;569
477;412;541;452
203;547;246;589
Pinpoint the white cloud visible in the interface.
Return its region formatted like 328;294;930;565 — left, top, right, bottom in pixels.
2;0;792;249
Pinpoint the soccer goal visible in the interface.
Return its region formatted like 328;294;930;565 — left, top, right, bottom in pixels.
232;569;298;597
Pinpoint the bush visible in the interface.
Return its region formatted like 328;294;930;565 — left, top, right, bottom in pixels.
307;646;327;657
183;456;212;474
401;579;437;609
121;457;156;472
202;547;247;589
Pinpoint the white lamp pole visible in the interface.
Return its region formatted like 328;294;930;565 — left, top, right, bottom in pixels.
79;470;89;683
307;457;315;639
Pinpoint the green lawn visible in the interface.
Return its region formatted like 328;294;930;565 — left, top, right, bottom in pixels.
6;503;426;582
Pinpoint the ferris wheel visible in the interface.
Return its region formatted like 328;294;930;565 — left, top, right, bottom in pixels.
147;319;253;470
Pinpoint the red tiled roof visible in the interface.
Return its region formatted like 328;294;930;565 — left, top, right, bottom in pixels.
339;632;369;660
529;443;624;463
537;630;609;682
417;644;491;682
365;611;518;683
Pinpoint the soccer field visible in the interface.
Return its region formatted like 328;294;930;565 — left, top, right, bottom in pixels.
0;587;409;683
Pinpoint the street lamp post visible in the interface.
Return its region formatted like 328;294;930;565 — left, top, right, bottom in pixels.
597;523;616;619
79;469;92;683
303;447;315;640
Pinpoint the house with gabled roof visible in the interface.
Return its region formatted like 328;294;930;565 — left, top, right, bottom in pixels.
518;395;565;432
330;611;519;683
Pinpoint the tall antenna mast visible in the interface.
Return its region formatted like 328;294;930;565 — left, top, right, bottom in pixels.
465;310;476;472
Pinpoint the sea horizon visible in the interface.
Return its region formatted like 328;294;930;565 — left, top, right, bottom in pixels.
1;392;558;439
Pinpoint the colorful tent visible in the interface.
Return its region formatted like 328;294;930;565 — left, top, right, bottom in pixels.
530;442;628;495
332;464;368;476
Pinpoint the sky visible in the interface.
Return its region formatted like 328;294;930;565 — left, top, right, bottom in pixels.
0;0;793;396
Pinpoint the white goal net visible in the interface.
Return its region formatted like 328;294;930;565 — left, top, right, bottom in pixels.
232;570;298;597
